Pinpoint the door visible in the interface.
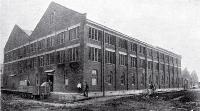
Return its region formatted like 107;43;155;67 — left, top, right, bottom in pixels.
47;74;54;92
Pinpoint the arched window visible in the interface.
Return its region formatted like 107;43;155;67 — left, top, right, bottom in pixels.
91;70;97;85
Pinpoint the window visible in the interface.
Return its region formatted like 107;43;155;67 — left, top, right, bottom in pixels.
119;54;127;66
148;61;153;70
106;71;113;84
131;57;137;67
132;73;135;85
120;72;125;85
68;47;80;62
140;59;145;69
130;43;137;52
57;50;65;64
141;72;145;85
46;54;50;65
105;33;116;45
39;55;45;67
89;27;102;41
50;52;55;64
139;45;142;53
148;48;152;57
69;26;79;40
91;70;97;85
50;12;55;24
119;38;127;49
156;75;159;85
149;75;152;84
161;75;164;85
155;63;159;71
38;39;45;50
105;50;115;64
56;32;65;45
88;47;101;62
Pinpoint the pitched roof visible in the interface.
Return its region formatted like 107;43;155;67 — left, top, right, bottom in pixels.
4;25;30;52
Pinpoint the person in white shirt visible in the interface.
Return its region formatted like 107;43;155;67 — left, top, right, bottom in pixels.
77;82;82;93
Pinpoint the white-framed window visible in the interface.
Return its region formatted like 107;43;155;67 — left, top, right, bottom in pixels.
91;69;97;85
88;47;101;62
89;27;102;41
69;26;80;40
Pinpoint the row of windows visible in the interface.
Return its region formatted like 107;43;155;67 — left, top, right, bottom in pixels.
88;27;180;65
38;47;80;67
89;69;180;87
88;47;180;70
4;47;80;73
4;27;80;63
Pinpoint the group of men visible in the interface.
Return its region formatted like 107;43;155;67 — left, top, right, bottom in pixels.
77;82;89;97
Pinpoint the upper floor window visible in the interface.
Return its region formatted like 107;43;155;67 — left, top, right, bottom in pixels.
119;54;127;66
148;48;152;57
119;38;127;49
140;59;146;69
57;50;65;64
148;61;153;70
139;45;146;55
56;32;65;45
105;33;116;45
50;11;55;24
69;26;80;40
105;50;115;64
130;43;137;52
88;27;102;41
130;57;137;67
88;46;101;62
39;55;45;67
38;39;45;50
68;46;80;62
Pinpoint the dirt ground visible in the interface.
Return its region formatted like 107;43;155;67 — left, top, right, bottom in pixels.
1;90;200;111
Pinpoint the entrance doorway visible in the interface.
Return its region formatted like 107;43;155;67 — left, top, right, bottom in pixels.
47;74;54;92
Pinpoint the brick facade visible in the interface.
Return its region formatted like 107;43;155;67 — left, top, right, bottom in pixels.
3;2;182;93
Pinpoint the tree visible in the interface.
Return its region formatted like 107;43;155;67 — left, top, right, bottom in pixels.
182;68;191;81
182;68;192;87
191;70;199;85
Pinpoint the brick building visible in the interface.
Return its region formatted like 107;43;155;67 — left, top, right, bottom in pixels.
3;2;182;92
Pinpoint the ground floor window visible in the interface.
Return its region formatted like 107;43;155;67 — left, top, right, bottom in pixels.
91;70;97;85
120;72;125;85
131;73;135;85
106;71;113;85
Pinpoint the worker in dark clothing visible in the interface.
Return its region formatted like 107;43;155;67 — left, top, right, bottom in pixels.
84;82;89;97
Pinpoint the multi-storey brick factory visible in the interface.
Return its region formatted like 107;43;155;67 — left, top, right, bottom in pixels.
3;2;182;93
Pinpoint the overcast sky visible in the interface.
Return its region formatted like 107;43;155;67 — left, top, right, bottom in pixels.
1;0;200;79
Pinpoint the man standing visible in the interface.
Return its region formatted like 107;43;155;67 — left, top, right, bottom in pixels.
77;82;82;93
83;82;89;97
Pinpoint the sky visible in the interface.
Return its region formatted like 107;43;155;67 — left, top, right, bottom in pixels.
0;0;200;79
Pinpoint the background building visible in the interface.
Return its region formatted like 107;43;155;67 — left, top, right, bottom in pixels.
3;2;182;92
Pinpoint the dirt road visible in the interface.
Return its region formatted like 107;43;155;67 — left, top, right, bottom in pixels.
1;89;200;111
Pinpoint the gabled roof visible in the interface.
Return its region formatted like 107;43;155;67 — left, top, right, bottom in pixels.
29;1;85;41
4;25;30;52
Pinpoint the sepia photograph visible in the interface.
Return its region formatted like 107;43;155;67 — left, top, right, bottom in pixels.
0;0;200;110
